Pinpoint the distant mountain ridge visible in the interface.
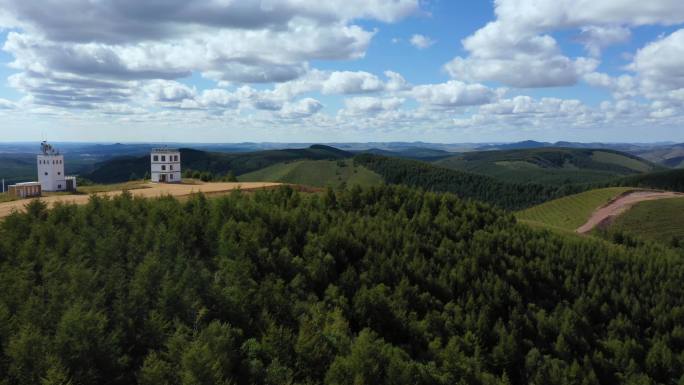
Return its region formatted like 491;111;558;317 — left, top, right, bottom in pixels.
358;147;453;160
474;140;654;152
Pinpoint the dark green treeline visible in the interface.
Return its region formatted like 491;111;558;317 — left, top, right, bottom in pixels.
354;154;585;211
0;185;682;384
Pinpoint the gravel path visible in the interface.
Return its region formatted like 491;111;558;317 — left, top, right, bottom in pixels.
0;182;281;219
576;190;684;234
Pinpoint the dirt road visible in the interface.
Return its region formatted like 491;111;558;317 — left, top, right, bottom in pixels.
0;182;281;219
576;190;684;234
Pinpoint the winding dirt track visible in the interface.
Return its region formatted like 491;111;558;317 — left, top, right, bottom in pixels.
576;190;684;234
0;181;281;219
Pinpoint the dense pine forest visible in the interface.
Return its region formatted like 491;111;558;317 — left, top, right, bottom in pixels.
613;168;684;192
1;186;683;384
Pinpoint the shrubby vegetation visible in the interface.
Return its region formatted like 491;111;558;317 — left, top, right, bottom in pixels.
183;169;238;182
1;185;683;384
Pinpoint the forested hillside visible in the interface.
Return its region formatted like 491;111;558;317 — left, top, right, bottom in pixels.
433;148;659;185
612;168;684;192
1;186;683;384
0;154;36;185
355;154;584;210
0;154;95;186
85;145;351;183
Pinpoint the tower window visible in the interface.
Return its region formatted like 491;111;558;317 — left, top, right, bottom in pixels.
153;155;158;161
44;172;48;176
161;165;166;170
161;156;166;162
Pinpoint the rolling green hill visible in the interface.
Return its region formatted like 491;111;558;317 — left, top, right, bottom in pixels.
0;154;35;185
434;148;659;185
609;197;684;245
238;159;383;188
630;143;684;167
85;145;352;183
517;187;633;231
662;156;684;168
355;154;586;210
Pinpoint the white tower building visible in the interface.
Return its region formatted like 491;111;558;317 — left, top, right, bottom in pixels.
37;141;68;192
151;148;181;183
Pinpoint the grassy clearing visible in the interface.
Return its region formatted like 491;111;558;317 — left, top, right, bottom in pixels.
610;197;684;244
238;159;383;188
78;180;151;194
516;187;633;231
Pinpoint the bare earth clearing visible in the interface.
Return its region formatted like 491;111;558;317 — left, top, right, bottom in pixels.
0;181;281;219
576;190;684;234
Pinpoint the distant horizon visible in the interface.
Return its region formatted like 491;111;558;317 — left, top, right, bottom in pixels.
0;139;680;146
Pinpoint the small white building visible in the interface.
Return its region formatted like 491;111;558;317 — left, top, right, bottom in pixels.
151;148;181;183
37;141;69;192
8;182;41;198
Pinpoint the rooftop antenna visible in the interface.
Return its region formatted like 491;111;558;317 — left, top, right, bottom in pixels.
40;139;58;155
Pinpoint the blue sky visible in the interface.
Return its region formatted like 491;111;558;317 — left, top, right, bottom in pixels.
1;1;684;143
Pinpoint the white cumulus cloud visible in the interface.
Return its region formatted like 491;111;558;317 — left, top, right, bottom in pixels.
342;96;404;115
410;34;435;49
411;80;500;108
279;98;324;118
445;0;684;88
0;0;420;111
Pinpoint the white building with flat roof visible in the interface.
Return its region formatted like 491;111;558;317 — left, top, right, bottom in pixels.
8;182;41;198
151;148;181;183
37;141;68;192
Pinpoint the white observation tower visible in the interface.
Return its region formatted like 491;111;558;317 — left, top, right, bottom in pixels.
37;141;68;191
151;148;181;183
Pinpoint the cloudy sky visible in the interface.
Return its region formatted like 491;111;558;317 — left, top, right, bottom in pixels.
1;0;684;143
